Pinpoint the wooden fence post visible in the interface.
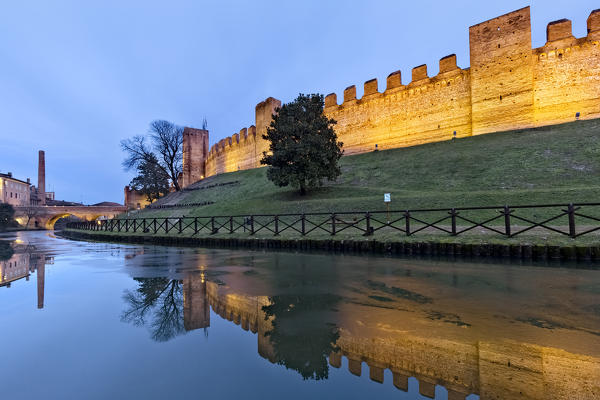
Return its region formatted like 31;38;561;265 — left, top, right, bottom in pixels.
503;206;511;237
450;208;457;236
331;213;336;236
568;203;576;238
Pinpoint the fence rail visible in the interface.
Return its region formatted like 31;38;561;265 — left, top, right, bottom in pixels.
66;203;600;239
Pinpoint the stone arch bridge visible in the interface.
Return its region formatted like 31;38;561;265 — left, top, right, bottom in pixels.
14;205;127;229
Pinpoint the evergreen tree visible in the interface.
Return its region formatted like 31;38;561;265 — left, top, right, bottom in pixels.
129;154;171;203
261;94;343;195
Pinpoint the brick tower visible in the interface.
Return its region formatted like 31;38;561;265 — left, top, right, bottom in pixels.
38;150;46;205
182;127;209;188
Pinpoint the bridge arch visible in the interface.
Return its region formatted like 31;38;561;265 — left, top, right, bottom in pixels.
14;205;127;230
44;213;103;230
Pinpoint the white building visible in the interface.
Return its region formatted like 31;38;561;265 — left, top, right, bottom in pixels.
0;172;31;206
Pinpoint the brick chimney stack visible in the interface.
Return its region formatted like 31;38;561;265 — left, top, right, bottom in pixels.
38;150;45;205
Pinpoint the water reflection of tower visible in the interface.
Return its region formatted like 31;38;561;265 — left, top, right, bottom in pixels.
183;272;210;331
36;259;45;309
31;253;52;309
0;250;51;309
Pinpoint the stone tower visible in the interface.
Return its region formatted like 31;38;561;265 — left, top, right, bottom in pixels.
469;7;535;135
38;150;46;205
254;97;281;167
182;127;209;188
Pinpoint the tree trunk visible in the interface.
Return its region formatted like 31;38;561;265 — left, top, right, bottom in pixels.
300;183;306;196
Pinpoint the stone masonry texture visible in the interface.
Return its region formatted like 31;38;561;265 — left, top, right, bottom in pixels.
180;7;600;187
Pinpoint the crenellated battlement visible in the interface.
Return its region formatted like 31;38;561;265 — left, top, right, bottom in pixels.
204;122;262;177
323;54;469;112
589;9;600;38
386;70;403;90
363;78;378;97
410;64;429;84
547;19;574;42
182;6;600;186
343;85;356;103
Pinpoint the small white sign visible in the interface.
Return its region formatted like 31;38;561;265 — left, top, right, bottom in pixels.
384;193;391;203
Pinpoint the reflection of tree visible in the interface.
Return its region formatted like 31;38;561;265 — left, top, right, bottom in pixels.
0;241;14;260
262;294;341;380
121;278;185;342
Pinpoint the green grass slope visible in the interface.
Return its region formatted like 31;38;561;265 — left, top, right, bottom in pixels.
135;118;600;219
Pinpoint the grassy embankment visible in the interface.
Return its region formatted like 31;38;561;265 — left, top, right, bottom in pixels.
85;119;600;245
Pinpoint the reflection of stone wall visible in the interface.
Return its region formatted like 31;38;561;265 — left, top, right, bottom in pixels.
206;282;275;361
332;333;598;399
205;281;600;399
189;8;600;184
183;274;210;331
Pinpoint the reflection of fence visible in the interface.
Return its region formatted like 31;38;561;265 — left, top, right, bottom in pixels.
67;203;600;239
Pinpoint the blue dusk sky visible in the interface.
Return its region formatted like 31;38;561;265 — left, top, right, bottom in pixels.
0;0;597;204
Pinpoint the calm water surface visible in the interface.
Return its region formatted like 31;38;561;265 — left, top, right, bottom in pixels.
1;231;599;400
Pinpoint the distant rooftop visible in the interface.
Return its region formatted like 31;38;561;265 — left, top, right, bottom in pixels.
0;172;30;186
46;199;83;207
92;201;123;207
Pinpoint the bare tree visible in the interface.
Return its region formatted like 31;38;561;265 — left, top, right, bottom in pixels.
22;206;41;229
121;120;184;191
121;278;185;342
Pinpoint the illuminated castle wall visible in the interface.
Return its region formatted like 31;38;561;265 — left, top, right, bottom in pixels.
181;7;600;187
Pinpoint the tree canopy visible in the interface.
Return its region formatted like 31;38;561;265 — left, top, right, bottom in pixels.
0;241;13;260
121;120;184;191
261;294;341;380
129;153;171;203
260;93;343;195
121;277;185;342
0;203;15;231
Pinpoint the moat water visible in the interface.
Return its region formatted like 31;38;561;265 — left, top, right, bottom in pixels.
1;231;599;400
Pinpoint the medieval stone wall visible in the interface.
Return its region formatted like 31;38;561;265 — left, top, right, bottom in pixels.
124;186;151;210
179;7;600;187
205;126;258;176
533;24;600;125
324;56;473;154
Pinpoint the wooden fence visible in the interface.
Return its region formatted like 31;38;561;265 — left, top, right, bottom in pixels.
67;203;600;239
